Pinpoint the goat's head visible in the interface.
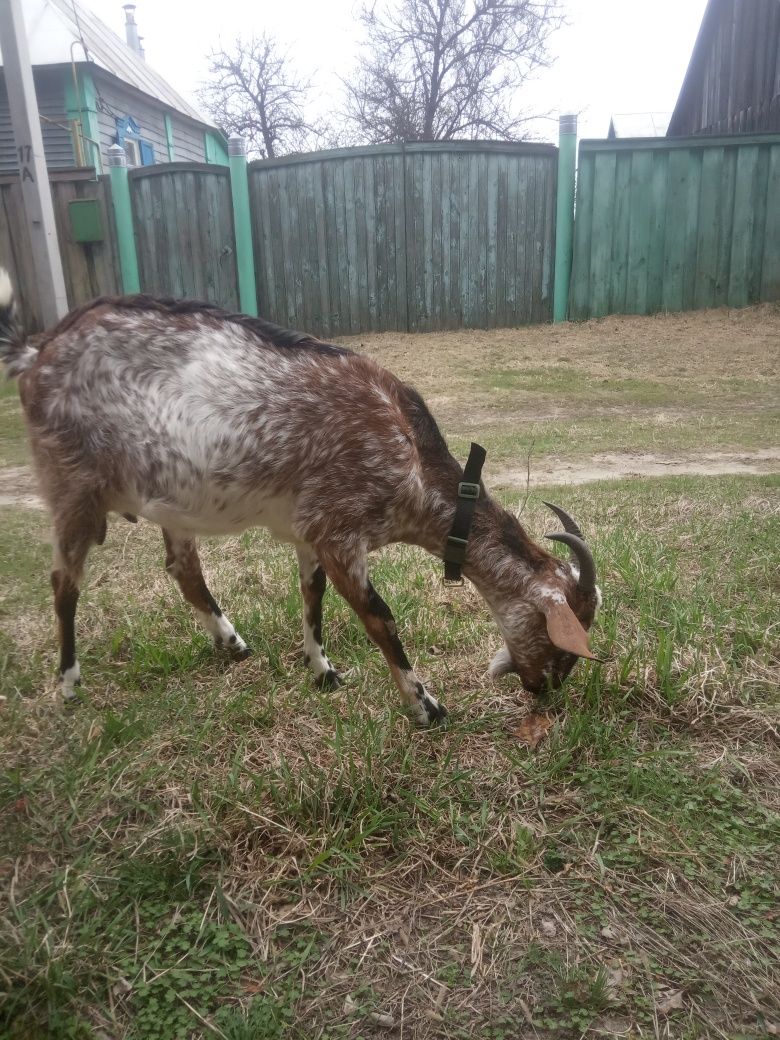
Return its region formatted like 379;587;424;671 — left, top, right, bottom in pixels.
487;503;601;695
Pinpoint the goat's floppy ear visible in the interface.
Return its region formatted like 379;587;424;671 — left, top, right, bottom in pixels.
542;599;598;660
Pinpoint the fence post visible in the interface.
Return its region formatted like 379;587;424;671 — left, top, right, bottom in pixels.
107;145;140;294
553;113;577;323
228;136;258;316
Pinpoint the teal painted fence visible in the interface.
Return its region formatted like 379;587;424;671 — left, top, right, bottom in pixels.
6;136;780;335
248;141;558;337
129;162;239;309
569;133;780;319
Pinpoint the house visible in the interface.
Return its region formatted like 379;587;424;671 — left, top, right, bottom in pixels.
0;0;228;173
667;0;780;136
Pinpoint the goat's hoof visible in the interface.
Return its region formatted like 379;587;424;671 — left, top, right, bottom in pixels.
316;669;343;691
428;701;449;726
415;699;448;729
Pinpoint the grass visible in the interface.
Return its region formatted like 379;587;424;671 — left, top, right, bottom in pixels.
1;475;778;1039
349;302;780;464
0;377;29;469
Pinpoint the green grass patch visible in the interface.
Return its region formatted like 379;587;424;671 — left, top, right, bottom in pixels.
0;379;29;469
1;475;778;1038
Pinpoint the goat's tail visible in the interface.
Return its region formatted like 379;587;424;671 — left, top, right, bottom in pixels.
0;268;36;378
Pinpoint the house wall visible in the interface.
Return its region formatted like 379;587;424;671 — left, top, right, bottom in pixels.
0;67;74;173
0;64;216;173
91;71;209;166
669;0;780;135
168;111;208;163
92;71;169;165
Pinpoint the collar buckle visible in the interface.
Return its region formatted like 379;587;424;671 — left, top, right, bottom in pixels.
443;443;486;586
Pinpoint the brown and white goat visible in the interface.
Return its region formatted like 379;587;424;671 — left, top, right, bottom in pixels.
0;271;601;726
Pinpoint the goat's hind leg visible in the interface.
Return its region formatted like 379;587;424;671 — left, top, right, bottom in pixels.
51;503;106;701
162;529;251;659
296;545;341;689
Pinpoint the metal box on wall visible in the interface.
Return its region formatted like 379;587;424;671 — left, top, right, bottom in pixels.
68;199;104;243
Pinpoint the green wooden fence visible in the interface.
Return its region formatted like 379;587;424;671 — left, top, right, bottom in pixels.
570;133;780;319
5;135;780;335
0;168;120;332
129;162;239;309
248;141;558;337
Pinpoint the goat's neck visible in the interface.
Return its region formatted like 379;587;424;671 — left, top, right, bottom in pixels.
464;500;543;606
412;488;541;609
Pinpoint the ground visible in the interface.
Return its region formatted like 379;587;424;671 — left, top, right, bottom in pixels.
0;305;778;1039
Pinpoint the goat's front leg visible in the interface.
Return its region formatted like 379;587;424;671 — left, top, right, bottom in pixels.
162;529;251;659
317;549;447;728
296;546;341;689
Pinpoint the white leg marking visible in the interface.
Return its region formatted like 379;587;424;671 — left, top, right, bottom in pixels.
60;661;81;700
195;610;248;654
398;669;446;728
296;545;339;684
304;625;335;680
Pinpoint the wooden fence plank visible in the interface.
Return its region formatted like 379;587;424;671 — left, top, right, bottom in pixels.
646;150;669;313
431;152;443;332
728;144;759;307
363;158;378;332
713;147;736;307
589;151;617;316
747;146;769;304
393;153;407;332
760;145;780;300
541;154;556;321
569;152;594;320
422;152;434;330
663;149;691;312
694;147;723;309
609;152;632;313
625;150;653;313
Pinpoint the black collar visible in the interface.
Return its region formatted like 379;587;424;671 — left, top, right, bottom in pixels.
443;442;486;584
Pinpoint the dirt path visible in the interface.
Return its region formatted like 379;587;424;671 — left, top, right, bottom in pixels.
492;448;780;488
2;450;778;510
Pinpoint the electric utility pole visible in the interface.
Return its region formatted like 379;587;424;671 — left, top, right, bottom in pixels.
0;0;68;325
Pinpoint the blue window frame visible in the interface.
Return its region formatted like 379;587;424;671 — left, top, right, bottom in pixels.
115;116;155;166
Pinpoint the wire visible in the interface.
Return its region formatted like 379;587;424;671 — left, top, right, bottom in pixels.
69;0;91;61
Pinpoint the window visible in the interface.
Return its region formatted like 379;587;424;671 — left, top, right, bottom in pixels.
123;137;141;167
115;116;155;167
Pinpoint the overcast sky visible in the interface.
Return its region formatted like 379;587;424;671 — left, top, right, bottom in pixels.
78;0;708;143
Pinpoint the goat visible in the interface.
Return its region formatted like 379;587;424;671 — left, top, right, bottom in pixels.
0;270;601;726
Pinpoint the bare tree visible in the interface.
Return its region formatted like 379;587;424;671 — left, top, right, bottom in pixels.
199;35;319;159
344;0;563;143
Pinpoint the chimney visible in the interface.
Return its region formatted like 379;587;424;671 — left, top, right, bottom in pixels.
123;5;144;59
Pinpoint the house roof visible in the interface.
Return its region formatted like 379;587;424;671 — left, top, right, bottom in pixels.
2;0;215;128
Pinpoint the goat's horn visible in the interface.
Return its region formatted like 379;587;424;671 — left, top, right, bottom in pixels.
545;532;597;594
543;501;584;539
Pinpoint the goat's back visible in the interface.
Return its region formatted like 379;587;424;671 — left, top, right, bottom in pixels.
19;298;452;543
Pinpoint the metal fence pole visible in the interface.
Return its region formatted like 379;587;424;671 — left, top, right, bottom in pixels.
228;136;258;316
107;145;140;294
553;113;577;323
